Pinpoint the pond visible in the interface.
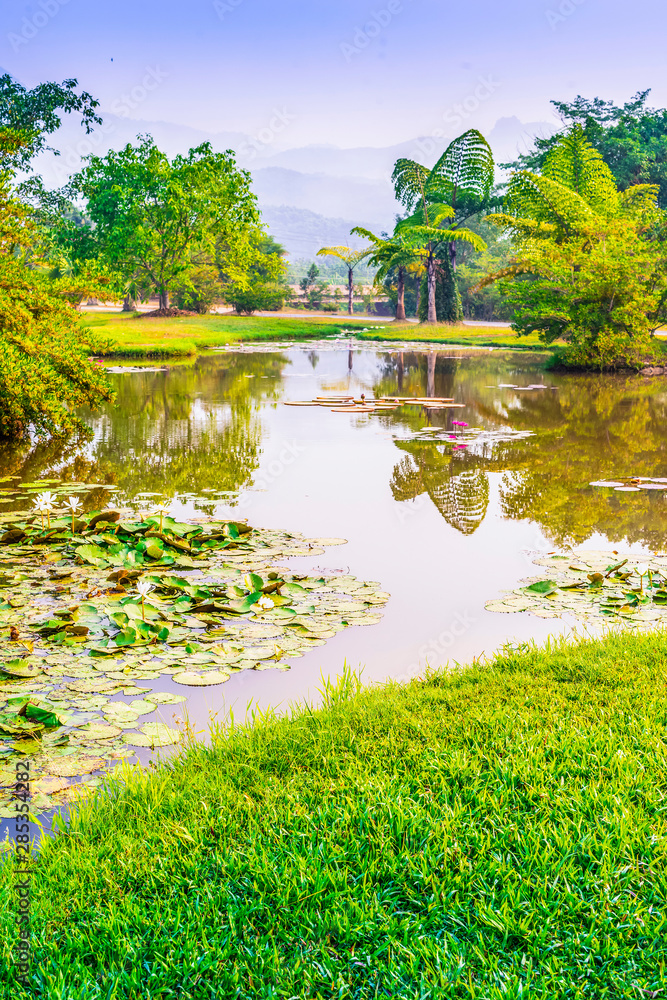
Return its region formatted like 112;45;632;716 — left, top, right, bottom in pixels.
2;339;667;833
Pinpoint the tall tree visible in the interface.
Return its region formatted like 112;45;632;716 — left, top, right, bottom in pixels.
315;245;367;315
67;138;261;311
391;130;493;322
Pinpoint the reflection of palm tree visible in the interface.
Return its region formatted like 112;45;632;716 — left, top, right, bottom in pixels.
390;456;424;501
430;469;490;535
391;447;490;534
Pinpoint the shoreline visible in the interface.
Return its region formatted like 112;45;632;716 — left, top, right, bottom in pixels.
2;628;666;995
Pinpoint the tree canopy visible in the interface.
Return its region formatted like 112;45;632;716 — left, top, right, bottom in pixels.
487;126;667;368
0;74;101;170
506;90;667;209
0;132;113;439
65;137;262;311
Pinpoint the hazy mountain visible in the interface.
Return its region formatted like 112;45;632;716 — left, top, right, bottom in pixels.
261;206;373;260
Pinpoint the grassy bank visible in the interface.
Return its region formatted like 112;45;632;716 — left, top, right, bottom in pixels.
2;630;667;997
355;321;548;351
83;312;545;358
83;312;386;358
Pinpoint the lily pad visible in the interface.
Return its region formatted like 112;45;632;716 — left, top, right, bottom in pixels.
123;723;181;747
46;756;106;777
172;671;230;686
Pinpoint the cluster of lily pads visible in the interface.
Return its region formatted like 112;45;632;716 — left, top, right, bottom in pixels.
486;549;667;628
402;425;534;447
589;477;667;492
0;496;389;819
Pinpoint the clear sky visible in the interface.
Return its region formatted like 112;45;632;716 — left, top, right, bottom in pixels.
2;0;666;148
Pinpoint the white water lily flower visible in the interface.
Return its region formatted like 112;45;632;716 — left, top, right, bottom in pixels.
635;563;649;576
137;580;154;598
36;491;57;509
63;496;83;513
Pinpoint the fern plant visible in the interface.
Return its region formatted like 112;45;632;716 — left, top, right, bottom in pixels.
485;126;667;368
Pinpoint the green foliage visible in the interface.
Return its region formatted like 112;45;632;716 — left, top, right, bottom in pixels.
488;127;667;368
506;90;667;208
0;133;113;439
225;234;289;314
67;138;261;308
0;74;100;169
2;631;667;996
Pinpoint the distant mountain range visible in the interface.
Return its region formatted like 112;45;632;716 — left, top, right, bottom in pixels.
35;112;556;261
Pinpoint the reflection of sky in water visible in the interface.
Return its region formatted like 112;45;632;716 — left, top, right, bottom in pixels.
4;343;667;721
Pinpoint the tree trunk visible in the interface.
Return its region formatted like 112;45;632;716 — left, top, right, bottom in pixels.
123;295;136;312
397;351;404;391
415;276;421;318
347;268;354;316
396;267;406;321
159;289;169;311
449;242;457;273
427;255;437;323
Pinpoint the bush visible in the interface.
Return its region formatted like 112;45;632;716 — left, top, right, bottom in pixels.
226;282;287;315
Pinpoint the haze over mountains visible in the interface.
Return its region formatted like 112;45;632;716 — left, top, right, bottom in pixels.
36;112;556;260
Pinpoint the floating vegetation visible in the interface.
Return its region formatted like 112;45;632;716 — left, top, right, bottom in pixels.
486;549;667;628
589;477;667;492
0;503;389;818
399;424;534;447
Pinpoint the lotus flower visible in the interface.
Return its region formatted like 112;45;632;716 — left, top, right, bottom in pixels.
33;494;55;529
151;503;170;532
136;579;154;619
63;495;83;534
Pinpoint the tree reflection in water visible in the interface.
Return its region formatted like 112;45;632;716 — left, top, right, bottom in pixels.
379;349;667;548
0;352;287;509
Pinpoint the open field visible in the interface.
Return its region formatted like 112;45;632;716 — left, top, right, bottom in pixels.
2;629;666;998
82;312;546;358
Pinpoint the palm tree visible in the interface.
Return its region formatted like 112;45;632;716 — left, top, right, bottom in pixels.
316;245;368;315
349;227;425;320
391;129;494;323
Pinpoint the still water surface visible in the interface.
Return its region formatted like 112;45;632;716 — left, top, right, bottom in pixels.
5;341;667;729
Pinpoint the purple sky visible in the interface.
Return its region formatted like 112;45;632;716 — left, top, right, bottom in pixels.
2;0;665;148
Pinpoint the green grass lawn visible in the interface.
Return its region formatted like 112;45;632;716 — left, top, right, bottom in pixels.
2;629;666;998
82;312;547;358
355;321;548;350
83;312;386;358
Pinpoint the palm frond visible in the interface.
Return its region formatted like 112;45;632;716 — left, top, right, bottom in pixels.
428;129;494;206
504;172;597;233
391;159;430;210
541;125;618;217
617;184;660;218
316;245;368;265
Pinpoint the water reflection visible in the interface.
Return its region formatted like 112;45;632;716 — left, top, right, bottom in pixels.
4;345;667;554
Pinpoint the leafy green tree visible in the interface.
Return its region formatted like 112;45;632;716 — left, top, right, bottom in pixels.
0;74;100;170
487;126;667;367
505;91;667;208
391;130;492;322
0;133;113;439
316;246;367;315
67;137;261;311
225;234;289;314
